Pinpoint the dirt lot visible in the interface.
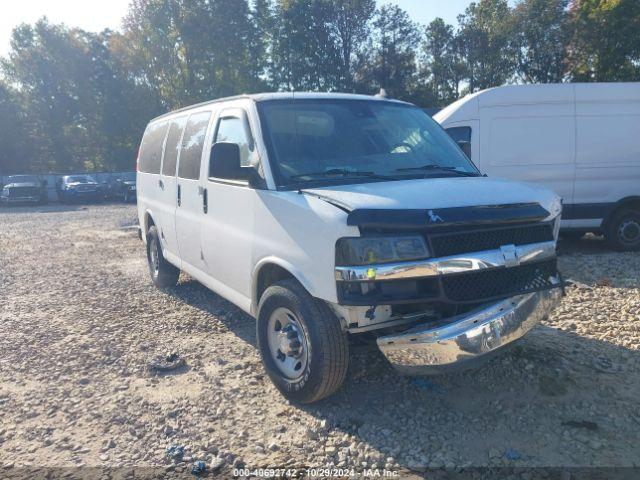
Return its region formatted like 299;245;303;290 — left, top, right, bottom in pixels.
0;204;639;477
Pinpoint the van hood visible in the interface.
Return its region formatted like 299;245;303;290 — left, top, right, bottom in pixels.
302;177;561;228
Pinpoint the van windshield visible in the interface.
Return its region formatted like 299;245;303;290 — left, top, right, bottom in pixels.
257;99;479;188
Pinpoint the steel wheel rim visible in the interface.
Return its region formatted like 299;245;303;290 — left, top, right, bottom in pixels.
149;237;160;275
618;219;640;244
267;307;308;380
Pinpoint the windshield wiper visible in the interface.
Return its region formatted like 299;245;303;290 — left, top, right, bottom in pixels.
289;168;388;180
394;164;480;177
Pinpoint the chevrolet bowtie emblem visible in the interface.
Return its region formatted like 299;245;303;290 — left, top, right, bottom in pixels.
500;244;519;267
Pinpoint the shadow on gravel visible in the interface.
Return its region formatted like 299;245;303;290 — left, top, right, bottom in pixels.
557;234;610;256
168;278;257;347
299;326;640;468
161;271;639;468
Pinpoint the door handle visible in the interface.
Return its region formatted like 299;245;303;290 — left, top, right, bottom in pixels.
202;188;208;214
177;184;181;207
158;178;164;190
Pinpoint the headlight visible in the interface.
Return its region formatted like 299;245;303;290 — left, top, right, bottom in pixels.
336;235;430;266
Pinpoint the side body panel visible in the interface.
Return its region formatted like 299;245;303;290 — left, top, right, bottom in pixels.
478;98;576;205
571;83;640;224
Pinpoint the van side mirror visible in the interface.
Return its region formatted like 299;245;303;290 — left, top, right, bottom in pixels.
209;142;257;183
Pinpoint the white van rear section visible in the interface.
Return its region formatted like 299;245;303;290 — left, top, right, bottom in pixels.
434;83;640;249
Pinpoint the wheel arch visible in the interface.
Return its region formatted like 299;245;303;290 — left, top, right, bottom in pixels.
602;196;640;229
142;209;156;243
251;258;317;316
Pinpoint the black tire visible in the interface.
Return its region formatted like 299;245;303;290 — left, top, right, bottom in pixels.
257;279;348;404
606;208;640;251
146;225;180;288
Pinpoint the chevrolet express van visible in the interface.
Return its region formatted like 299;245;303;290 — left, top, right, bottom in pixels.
435;82;640;251
137;93;563;403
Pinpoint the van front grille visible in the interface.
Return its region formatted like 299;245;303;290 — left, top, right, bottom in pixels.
429;223;554;257
441;259;558;303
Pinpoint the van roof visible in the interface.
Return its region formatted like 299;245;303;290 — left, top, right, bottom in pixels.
434;82;640;123
150;92;412;123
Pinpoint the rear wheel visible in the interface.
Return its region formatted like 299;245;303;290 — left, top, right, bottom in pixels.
146;225;180;288
606;208;640;251
257;279;348;403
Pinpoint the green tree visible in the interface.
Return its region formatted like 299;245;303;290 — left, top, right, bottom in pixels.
0;82;31;175
567;0;640;81
356;4;420;99
513;0;569;83
328;0;376;90
270;0;341;90
2;19;161;172
124;0;264;107
421;18;467;105
457;0;517;91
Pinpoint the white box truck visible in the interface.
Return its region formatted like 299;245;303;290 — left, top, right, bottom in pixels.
434;83;640;250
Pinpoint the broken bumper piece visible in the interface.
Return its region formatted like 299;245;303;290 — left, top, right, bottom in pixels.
376;287;562;375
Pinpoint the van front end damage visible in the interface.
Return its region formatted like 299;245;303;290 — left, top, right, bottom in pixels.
330;205;563;373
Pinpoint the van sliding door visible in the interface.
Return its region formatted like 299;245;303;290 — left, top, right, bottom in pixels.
174;110;213;273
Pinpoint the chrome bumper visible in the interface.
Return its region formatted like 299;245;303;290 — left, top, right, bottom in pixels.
335;240;556;282
376;286;562;375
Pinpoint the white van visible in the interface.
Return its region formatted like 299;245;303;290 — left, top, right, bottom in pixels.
137;93;563;403
434;83;640;250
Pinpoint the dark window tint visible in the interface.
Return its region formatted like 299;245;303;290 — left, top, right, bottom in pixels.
139;121;168;173
215;116;253;167
162;116;187;176
178;111;212;180
445;126;472;158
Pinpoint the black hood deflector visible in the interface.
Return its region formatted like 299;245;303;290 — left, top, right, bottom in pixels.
347;203;550;230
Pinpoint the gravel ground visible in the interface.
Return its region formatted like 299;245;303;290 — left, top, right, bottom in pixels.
0;204;639;478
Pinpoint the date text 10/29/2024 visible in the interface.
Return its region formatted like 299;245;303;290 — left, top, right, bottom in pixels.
232;467;401;478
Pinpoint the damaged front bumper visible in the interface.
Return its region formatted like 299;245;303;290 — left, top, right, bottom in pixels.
376;286;562;375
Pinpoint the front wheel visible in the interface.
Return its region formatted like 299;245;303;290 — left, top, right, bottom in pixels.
606;208;640;251
146;226;180;288
257;279;348;403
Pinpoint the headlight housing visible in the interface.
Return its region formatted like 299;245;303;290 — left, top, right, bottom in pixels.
336;235;430;266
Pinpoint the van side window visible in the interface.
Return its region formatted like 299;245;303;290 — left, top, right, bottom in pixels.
162;116;187;176
215;116;253;167
178;111;212;180
445;126;472;158
139;121;169;173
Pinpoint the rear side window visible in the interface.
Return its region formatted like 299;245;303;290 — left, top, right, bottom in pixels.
162;116;187;176
178;111;212;180
446;126;471;144
215;116;254;167
139;121;168;173
445;126;472;159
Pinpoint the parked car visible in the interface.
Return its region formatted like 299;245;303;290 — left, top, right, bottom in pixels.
109;172;137;203
137;92;563;403
0;175;48;205
57;175;101;203
434;82;640;251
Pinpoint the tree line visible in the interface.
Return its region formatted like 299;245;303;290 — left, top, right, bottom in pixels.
1;0;638;174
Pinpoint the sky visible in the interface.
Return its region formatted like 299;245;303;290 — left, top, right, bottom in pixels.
0;0;483;57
